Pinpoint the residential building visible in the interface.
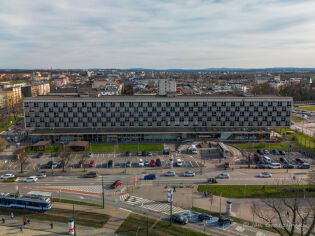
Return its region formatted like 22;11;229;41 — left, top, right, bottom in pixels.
21;83;50;97
158;79;176;96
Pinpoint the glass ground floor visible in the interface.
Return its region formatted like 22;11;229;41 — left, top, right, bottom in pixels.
30;132;271;144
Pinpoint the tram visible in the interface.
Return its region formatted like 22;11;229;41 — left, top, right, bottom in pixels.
0;191;52;211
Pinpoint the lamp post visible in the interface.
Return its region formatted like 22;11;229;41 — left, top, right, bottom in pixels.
168;189;173;225
102;176;105;209
73;202;76;236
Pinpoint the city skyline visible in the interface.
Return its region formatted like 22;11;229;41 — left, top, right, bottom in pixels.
1;0;315;69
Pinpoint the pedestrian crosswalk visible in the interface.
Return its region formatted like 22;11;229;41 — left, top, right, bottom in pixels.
120;194;187;215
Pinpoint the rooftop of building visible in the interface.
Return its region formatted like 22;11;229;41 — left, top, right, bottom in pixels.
23;94;292;101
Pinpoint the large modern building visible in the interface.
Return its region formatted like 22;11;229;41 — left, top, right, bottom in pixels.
23;95;292;143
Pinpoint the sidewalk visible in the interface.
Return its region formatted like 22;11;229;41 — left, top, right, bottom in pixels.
52;202;130;231
0;216;115;236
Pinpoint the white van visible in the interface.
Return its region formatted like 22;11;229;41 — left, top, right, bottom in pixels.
191;145;197;154
263;156;271;164
268;163;281;169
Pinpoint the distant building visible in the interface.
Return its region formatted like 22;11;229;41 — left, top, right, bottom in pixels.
53;77;69;87
158;79;176;96
254;74;280;84
0;86;22;108
21;83;50;97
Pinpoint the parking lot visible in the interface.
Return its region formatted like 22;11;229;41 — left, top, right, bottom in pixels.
252;149;315;168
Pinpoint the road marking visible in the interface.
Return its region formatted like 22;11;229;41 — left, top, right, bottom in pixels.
256;232;266;236
236;226;245;233
119;208;132;212
122;195;186;215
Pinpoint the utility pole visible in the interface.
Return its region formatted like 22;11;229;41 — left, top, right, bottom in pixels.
219;192;222;217
146;216;149;236
102;176;105;209
168;189;173;225
170;200;173;225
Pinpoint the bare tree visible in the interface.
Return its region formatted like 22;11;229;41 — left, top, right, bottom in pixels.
0;137;8;152
78;152;89;172
58;146;72;172
14;148;29;173
7;99;22;121
251;179;315;236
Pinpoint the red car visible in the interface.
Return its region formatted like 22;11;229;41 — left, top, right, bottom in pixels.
150;159;156;167
89;160;95;167
14;126;19;130
296;158;304;164
111;180;122;189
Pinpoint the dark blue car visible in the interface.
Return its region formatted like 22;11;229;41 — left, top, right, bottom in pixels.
144;174;156;180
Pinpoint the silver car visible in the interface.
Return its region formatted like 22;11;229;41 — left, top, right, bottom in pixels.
184;171;195;177
216;173;230;179
164;171;176;176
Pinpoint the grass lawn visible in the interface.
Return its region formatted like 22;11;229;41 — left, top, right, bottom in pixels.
298;105;315;111
116;213;207;236
117;144;163;152
53;198;102;207
198;185;315;198
0;206;109;228
0;116;23;132
293;132;315;150
234;143;290;151
291;115;305;123
87;145;114;152
25;145;60;153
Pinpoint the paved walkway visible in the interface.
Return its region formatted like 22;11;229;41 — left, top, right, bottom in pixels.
0;216;115;236
52;202;130;231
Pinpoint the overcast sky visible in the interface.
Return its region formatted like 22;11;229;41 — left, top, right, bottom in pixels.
1;0;315;69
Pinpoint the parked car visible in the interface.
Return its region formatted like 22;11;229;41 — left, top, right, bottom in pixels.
148;152;152;156
150;159;156;167
164;171;176;176
298;163;310;169
263;150;269;154
272;149;280;155
23;176;38;182
137;151;142;156
268;163;281;169
171;214;188;225
144;174;156;180
111;180;122;189
257;149;264;155
138;159;144;167
198;213;212;221
125;152;131;157
47;161;58;169
296;158;304;164
218;217;233;226
88;152;93;158
126;161;131;167
258;172;272;178
0;173;15;179
283;163;294;169
224;162;230;169
216;173;230;179
114;163;121;168
83;171;97;178
35;173;47;179
155;158;161;167
107;160;113;168
279;150;286;155
142;151;147;156
184;171;195;177
279;157;288;164
263;156;271;164
144;159;150;167
89;160;95;167
176;158;183;167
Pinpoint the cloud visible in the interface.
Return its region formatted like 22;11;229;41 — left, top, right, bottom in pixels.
0;0;315;69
